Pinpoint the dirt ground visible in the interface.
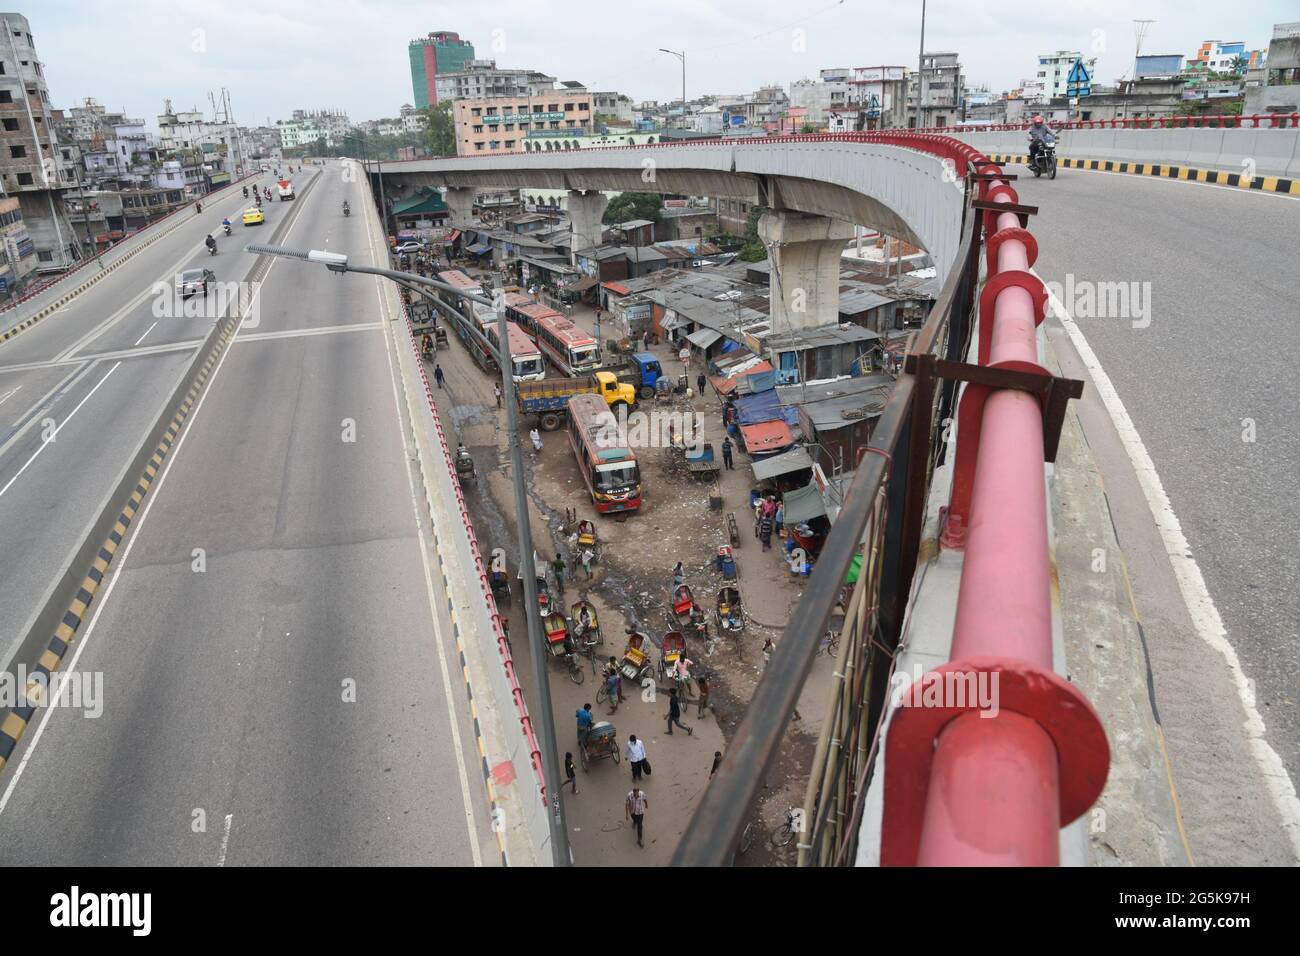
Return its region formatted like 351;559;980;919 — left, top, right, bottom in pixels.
421;265;839;865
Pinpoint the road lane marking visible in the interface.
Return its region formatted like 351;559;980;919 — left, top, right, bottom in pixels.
0;362;121;501
133;322;158;346
234;322;383;344
0;363;93;459
0;386;19;408
1044;283;1300;860
367;192;483;867
218;813;233;866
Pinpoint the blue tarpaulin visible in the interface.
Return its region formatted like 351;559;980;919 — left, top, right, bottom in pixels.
736;389;800;428
720;338;744;353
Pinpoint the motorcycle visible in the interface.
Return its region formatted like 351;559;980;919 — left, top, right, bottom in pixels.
1029;134;1058;179
223;223;232;237
343;203;351;218
242;186;249;198
206;241;217;257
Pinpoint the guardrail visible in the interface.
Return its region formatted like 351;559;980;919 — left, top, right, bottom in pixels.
930;113;1300;131
672;133;1106;866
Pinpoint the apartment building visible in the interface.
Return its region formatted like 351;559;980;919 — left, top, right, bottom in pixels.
0;12;80;270
434;60;556;102
907;52;965;127
454;91;592;156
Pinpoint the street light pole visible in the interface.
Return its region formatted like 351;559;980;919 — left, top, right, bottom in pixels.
915;0;927;129
246;241;573;866
659;49;686;132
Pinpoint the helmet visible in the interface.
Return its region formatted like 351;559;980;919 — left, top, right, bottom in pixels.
1032;114;1044;124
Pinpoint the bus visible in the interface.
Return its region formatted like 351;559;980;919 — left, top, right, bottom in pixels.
511;303;600;376
436;269;483;322
488;321;545;383
435;269;498;373
566;393;642;513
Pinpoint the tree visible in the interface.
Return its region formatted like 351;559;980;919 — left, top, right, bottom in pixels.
738;205;769;262
800;123;817;134
424;101;456;157
602;191;664;224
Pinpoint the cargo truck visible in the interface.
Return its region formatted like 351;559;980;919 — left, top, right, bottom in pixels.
517;372;636;431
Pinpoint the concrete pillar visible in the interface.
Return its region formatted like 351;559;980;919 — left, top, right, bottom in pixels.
758;210;856;331
566;190;608;265
444;186;475;227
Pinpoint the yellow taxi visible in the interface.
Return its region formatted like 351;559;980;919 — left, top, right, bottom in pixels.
241;207;265;226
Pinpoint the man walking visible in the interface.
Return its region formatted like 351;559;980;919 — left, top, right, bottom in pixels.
672;561;686;591
626;734;647;782
494;382;502;408
581;547;595;579
434;364;446;389
721;437;734;470
710;750;723;779
696;372;706;396
551;552;567;596
666;687;693;736
564;752;579;794
625;786;648;848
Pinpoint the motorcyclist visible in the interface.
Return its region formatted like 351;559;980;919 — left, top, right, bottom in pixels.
420;332;433;355
242;185;249;198
204;233;216;254
343;200;350;216
1028;114;1055;169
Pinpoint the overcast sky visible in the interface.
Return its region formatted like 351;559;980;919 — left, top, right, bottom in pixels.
28;0;1294;129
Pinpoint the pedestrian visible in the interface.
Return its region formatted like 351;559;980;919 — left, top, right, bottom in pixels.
564;752;579;794
762;637;774;670
666;687;693;736
605;669;621;714
775;500;784;537
606;656;626;703
529;427;544;453
575;703;594;746
434;364;446;389
581;547;595;579
696;372;706;395
696;674;711;716
493;382;502;408
626;734;647;782
625;786;648;848
710;750;723;778
672;561;685;591
721;437;734;470
552;552;567;595
759;512;774;551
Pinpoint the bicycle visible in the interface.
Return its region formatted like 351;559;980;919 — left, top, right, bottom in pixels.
770;808;800;848
562;650;585;685
818;631;839;658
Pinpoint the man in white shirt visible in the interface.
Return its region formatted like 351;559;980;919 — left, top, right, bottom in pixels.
626;734;647;782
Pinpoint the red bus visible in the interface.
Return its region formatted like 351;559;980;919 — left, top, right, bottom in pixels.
487;321;545;382
566;393;641;513
538;313;600;376
436;269;483;319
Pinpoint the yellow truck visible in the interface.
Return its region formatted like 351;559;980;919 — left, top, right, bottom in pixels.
517;371;636;430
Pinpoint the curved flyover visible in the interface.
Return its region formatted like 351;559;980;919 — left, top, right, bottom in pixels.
381;134;968;288
380;134;1105;866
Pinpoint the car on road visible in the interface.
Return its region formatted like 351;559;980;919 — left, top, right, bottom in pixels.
394;240;424;254
242;207;266;226
176;268;215;299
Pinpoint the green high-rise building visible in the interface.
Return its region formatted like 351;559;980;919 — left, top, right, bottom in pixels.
409;31;476;109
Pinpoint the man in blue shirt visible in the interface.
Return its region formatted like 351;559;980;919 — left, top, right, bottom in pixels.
576;703;594;746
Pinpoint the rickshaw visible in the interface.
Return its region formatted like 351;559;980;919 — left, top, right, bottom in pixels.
489;565;511;606
619;630;654;682
715;586;745;633
658;631;691;696
570;600;602;646
575;519;600;561
454;445;476;486
544;611;570;658
669;584;696;628
579;721;620;771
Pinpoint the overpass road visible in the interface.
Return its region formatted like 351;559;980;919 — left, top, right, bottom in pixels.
1016;168;1300;864
0;164;495;864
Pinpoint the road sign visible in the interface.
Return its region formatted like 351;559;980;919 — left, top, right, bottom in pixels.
1067;58;1092;97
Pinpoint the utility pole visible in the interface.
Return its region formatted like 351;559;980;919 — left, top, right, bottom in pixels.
915;0;927;129
659;49;686;132
492;273;572;867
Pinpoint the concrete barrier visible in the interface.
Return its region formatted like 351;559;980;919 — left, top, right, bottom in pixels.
947;126;1300;187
